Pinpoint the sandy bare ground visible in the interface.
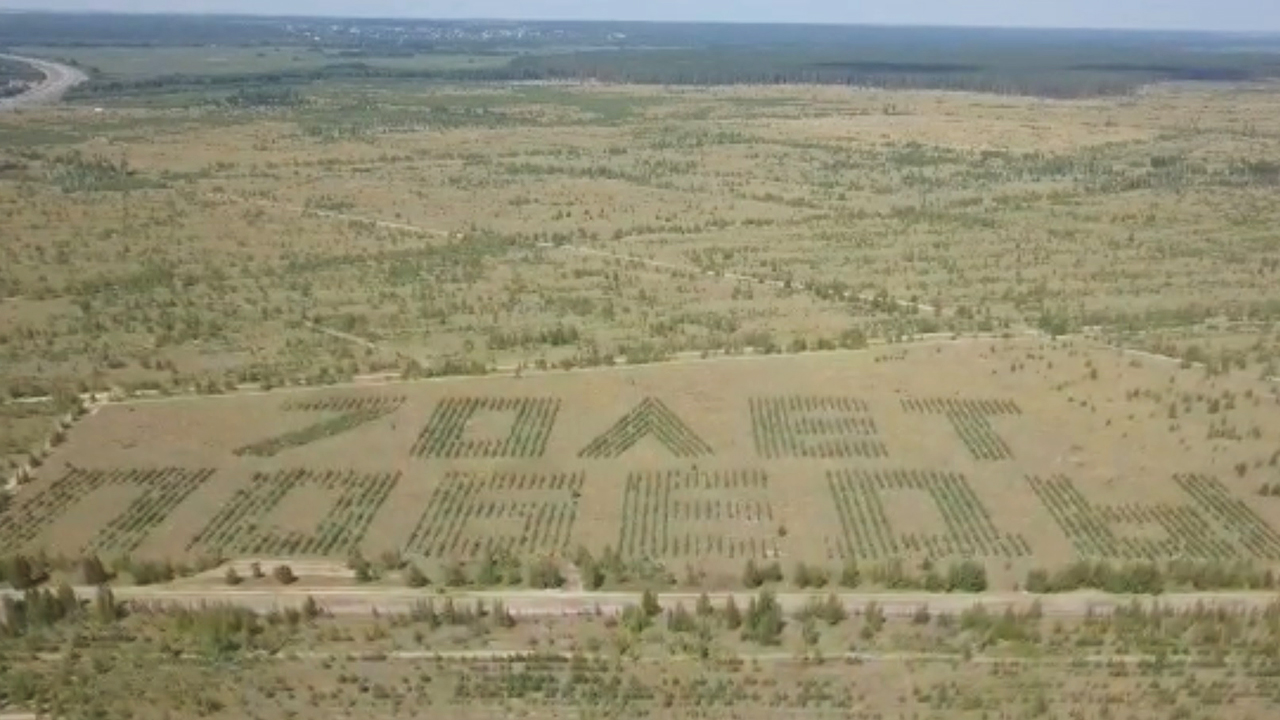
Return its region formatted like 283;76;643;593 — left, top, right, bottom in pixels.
6;585;1276;619
0;54;87;111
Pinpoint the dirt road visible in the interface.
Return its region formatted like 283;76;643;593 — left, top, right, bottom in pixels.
7;585;1276;619
33;330;1026;409
537;241;937;314
0;54;87;111
210;193;452;236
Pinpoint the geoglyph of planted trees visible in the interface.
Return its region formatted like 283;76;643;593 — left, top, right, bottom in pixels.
1;467;215;554
578;398;715;459
827;468;1030;561
235;395;405;457
1027;473;1280;562
404;471;583;559
618;468;778;560
5;350;1280;589
750;396;888;459
902;397;1020;461
188;469;399;556
412;397;560;458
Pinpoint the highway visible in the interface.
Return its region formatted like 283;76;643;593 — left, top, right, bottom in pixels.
0;53;87;111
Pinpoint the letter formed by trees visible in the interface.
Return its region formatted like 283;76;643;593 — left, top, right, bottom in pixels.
1027;473;1280;562
827;468;1030;561
0;467;215;556
901;397;1021;460
188;468;399;557
578;397;713;459
749;396;887;459
235;395;405;457
618;468;776;560
413;397;560;458
403;470;583;559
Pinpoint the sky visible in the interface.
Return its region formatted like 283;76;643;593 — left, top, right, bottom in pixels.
7;0;1280;33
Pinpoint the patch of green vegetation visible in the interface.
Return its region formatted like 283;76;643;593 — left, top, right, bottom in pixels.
0;128;84;147
516;87;670;123
45;153;165;193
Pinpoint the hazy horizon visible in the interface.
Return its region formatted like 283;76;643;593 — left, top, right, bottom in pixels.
2;1;1279;34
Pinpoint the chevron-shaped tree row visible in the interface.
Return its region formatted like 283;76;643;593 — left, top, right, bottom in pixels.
578;397;714;459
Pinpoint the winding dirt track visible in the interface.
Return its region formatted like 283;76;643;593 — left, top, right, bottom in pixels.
0;54;86;111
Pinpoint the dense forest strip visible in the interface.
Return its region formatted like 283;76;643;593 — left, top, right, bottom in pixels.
10;12;1278;100
61;47;1280;100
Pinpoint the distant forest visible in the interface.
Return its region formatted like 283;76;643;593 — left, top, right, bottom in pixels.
501;46;1280;97
4;12;1280;98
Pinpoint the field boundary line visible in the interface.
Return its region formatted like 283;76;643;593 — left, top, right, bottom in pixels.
300;319;424;366
85;332;1032;407
537;241;937;314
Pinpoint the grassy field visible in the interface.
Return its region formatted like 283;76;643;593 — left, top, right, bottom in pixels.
3;83;1280;401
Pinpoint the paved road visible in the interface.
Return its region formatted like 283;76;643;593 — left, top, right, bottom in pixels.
7;585;1277;619
0;54;87;111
